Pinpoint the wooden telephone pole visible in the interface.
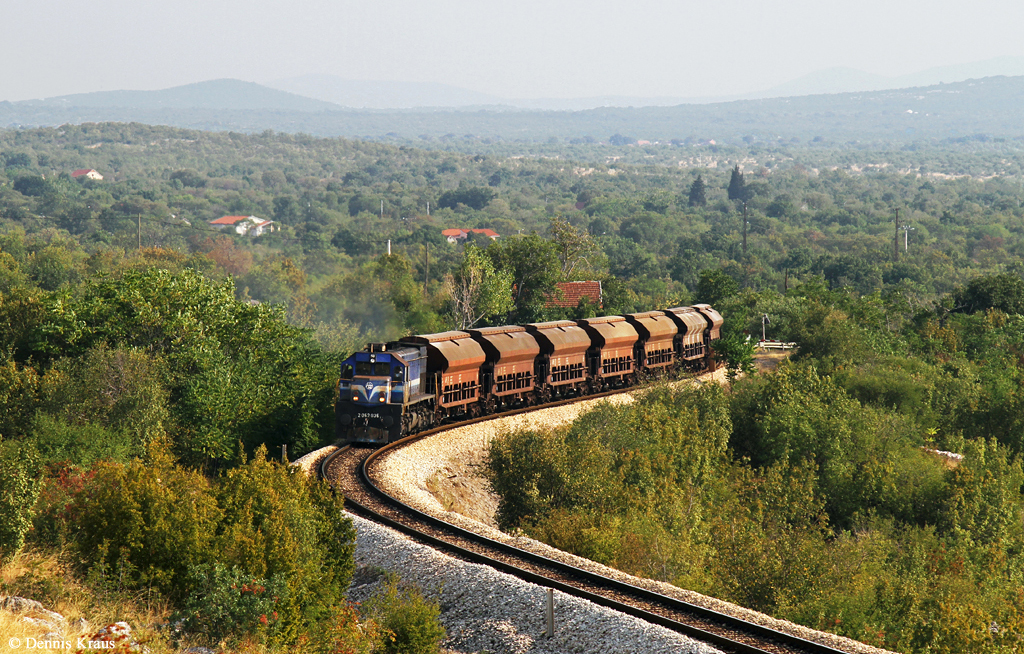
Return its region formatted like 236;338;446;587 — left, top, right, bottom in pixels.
893;208;900;260
742;202;748;257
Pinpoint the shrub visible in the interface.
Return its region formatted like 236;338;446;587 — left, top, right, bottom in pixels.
365;578;446;654
0;441;41;562
68;440;222;597
65;441;356;644
213;446;356;642
173;563;286;646
29;413;136;468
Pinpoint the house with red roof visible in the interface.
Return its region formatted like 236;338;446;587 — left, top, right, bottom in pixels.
442;228;500;244
209;215;275;236
71;169;103;181
545;281;603;309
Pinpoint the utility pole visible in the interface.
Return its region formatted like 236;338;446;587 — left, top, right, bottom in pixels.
901;224;915;252
893;208;900;260
742;202;748;257
424;243;430;296
380;200;384;219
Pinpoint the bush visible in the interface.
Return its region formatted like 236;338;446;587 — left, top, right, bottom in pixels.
366;578;446;654
65;441;356;643
28;413;136;467
173;563;286;646
213;446;357;641
68;440;222;597
0;441;41;562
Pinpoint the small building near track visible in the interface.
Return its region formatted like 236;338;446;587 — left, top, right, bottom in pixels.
71;168;103;181
209;215;276;236
545;281;602;309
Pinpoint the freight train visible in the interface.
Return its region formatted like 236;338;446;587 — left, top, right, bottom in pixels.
335;304;723;444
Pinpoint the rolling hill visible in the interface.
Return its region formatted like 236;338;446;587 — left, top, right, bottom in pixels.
3;75;1024;144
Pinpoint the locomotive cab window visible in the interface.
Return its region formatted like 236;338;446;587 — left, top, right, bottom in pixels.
356;362;391;376
340;364;354;380
392;367;405;381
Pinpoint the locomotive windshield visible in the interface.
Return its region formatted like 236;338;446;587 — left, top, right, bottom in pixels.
356;362;391;376
340;363;353;379
392;367;404;381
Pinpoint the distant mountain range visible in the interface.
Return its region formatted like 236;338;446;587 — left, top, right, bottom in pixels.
6;57;1024;114
4;72;1024;144
14;79;340;112
759;56;1024;98
262;57;1024;110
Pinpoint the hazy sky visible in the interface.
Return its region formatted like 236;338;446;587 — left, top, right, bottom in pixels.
3;0;1022;102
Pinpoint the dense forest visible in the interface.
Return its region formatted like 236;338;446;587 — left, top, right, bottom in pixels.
2;122;1024;652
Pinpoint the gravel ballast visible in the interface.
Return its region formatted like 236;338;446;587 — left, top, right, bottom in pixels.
348;512;724;654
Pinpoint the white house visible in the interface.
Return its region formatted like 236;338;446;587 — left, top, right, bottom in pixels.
71;168;103;181
208;215;276;236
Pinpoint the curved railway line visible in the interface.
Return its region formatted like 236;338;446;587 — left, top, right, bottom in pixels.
319;389;866;654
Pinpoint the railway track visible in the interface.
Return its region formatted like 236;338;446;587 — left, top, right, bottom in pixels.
320;391;858;654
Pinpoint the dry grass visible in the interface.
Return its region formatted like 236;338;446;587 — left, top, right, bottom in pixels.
0;607;61;644
0;549;177;653
425;463;500;529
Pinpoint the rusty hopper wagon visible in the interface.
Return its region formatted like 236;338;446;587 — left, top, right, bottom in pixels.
524;320;591;400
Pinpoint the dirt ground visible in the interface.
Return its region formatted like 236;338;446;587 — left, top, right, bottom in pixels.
754;349;792;373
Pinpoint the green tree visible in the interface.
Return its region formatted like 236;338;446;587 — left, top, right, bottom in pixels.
549;217;603;280
0;441;41;562
444;246;513;329
688;175;707;207
485;234;560;323
600;236;659;279
273;195;302;223
169;169;207;188
952;273;1024;315
695;269;739;305
437;186;496;210
712;334;755;381
727;165;746;201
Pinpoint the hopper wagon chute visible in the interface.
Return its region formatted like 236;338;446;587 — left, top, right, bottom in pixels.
623;311;679;371
577;315;640;386
525;320;591;398
665;306;711;367
468;325;542;409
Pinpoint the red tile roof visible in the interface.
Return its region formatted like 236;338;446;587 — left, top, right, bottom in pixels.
546;281;602;308
71;169;97;177
210;215;254;225
442;228;500;238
